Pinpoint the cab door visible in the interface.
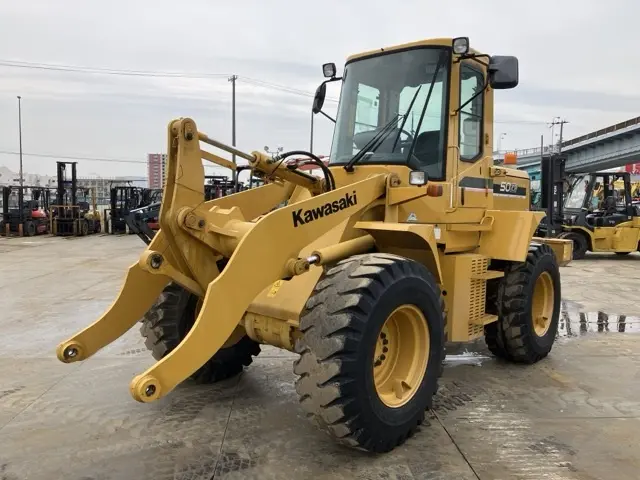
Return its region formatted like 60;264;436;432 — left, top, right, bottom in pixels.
455;61;492;211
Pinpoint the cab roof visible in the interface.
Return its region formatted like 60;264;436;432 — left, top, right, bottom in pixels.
346;38;483;63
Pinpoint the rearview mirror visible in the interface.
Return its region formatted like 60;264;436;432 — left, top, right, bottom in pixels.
312;82;327;114
489;56;519;90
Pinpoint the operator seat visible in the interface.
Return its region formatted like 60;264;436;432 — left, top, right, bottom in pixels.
602;196;617;215
413;131;441;177
591;196;629;227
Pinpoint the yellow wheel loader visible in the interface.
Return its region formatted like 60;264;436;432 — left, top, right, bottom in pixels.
56;37;572;453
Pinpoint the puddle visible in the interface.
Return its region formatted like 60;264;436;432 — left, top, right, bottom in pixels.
557;300;640;337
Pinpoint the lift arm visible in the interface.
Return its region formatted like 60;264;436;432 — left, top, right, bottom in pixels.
56;117;388;403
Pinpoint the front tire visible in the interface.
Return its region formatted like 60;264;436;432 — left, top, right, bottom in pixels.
140;283;261;383
484;243;561;363
24;220;36;237
558;231;588;259
293;253;445;453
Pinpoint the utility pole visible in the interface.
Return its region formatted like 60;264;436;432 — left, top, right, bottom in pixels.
557;119;568;153
17;95;23;189
228;75;238;185
549;117;569;153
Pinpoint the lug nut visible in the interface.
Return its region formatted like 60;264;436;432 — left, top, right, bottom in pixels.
382;339;388;345
380;355;386;361
380;333;386;339
145;385;156;397
383;347;388;353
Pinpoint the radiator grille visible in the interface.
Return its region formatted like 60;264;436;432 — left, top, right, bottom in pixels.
468;257;488;338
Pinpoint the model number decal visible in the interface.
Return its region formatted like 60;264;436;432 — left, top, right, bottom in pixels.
499;182;518;193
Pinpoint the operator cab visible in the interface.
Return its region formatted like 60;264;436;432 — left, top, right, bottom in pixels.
564;172;638;228
312;37;519;187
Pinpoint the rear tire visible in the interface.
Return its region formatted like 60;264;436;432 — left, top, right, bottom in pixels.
293;253;445;453
484;276;511;360
484;243;560;363
80;220;89;236
140;282;261;383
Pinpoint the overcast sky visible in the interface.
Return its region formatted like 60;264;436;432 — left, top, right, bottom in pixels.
0;0;637;178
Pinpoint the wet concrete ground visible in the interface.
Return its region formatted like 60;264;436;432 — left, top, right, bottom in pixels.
1;234;639;480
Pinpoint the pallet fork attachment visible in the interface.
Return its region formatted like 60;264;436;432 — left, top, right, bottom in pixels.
57;117;386;402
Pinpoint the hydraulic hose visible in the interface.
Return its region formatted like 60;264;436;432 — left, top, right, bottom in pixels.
276;150;335;192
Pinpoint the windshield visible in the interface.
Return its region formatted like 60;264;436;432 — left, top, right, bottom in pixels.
564;175;588;209
329;48;450;180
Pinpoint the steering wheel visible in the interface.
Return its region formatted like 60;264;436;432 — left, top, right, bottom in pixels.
391;128;415;151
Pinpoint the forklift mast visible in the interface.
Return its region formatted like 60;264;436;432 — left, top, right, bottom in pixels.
56;161;78;211
539;153;567;237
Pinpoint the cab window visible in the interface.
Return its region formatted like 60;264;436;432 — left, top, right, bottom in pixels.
459;63;484;161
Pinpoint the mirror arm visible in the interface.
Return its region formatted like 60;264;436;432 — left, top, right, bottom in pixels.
319;110;336;123
454;53;490;66
454;75;490;115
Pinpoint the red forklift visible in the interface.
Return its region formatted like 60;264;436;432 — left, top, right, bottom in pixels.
0;185;50;237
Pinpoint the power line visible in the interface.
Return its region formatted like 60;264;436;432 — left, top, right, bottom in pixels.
0;59;336;102
239;77;339;103
0;149;228;169
0;59;231;79
0;59;554;124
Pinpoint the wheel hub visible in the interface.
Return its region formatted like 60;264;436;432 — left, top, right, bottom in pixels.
532;271;554;336
373;304;430;408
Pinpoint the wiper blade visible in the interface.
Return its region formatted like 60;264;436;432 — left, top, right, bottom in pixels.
344;113;403;172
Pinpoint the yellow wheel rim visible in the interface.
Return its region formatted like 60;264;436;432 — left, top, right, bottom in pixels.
532;271;554;336
373;304;430;408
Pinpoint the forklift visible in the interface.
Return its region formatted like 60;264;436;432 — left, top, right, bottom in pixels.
0;185;50;237
108;184;163;234
234;165;266;191
107;182;144;234
50;161;102;236
204;175;235;200
126;172;261;245
536;154;640;258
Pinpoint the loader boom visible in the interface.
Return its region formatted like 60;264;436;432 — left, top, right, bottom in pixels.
58;117;388;401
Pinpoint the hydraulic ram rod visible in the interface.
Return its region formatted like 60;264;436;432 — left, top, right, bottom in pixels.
198;133;255;162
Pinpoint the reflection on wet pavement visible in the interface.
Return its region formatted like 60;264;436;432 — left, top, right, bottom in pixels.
444;352;491;367
558;299;640;337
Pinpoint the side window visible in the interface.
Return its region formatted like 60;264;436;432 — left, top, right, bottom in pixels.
459;63;484;161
